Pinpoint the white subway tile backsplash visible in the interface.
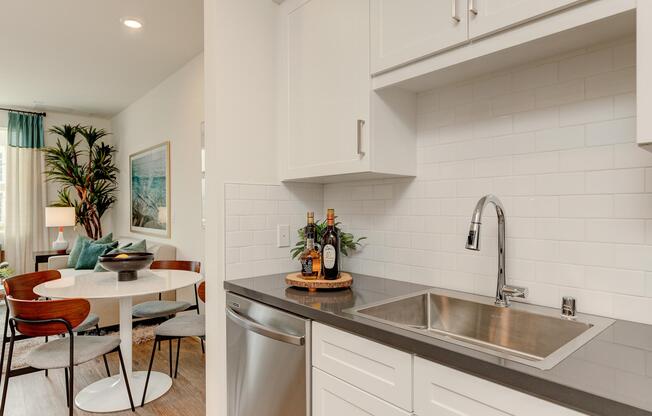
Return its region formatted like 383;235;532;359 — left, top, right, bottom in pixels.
514;107;559;132
512;152;559;175
513;62;558;91
534;126;584;152
586;169;644;194
585;117;636;146
225;183;323;280
535;79;585;108
558;48;613;81
319;40;652;324
614;194;652;219
535;173;585;195
223;40;652;325
492;132;536;155
559;195;614;218
491;90;536;116
614;93;636;118
615;143;652;168
559;97;614;126
586;219;646;244
558;146;614;172
585;67;636;99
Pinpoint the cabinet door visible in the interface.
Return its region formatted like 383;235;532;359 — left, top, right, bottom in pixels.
371;0;468;74
414;357;585;416
312;322;413;411
313;368;412;416
287;0;370;179
469;0;587;39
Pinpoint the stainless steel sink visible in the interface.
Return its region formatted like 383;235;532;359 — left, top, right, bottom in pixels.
346;289;614;370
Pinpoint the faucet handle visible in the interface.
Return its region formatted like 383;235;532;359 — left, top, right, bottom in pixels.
561;296;576;319
502;285;528;299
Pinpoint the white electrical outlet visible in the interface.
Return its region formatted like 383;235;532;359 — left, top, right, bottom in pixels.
277;224;290;247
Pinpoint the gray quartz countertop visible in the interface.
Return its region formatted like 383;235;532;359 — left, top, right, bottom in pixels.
224;273;652;416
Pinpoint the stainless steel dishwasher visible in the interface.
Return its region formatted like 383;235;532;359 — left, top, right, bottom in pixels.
226;292;311;416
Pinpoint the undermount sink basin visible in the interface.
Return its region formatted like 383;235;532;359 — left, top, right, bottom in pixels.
346;289;614;370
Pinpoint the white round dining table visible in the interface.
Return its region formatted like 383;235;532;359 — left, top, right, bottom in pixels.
33;268;202;413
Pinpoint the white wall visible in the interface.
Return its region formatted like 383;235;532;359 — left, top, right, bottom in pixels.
324;38;652;324
204;0;280;414
111;54;204;264
0;110;113;244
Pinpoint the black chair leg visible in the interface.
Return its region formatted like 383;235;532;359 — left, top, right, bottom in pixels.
0;337;15;416
201;337;205;354
68;365;74;416
0;311;8;384
141;338;158;407
68;355;74;416
117;348;135;412
64;368;69;408
168;339;173;377
92;325;110;377
174;338;181;379
44;336;49;377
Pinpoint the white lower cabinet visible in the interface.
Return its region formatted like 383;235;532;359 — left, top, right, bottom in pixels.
311;323;586;416
413;357;585;416
313;368;412;416
312;322;413;411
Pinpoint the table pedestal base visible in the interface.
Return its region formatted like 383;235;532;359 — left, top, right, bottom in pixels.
75;371;172;412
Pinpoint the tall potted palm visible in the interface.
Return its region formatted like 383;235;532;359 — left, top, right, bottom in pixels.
43;124;118;239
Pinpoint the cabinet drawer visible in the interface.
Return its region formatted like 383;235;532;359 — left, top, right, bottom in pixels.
312;322;412;411
414;357;585;416
313;368;412;416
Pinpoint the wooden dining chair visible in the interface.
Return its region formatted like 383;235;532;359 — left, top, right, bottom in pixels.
0;271;110;381
141;281;205;406
0;297;135;416
132;260;203;355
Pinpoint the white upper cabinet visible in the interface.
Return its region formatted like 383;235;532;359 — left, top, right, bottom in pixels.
371;0;468;74
287;0;370;178
468;0;588;39
281;0;417;182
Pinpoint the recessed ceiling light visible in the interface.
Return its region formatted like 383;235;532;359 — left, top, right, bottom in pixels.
122;18;143;29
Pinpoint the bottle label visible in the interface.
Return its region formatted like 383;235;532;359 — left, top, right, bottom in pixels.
323;244;336;269
301;257;313;274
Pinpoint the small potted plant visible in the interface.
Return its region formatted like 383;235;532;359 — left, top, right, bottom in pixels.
0;262;14;282
290;219;366;262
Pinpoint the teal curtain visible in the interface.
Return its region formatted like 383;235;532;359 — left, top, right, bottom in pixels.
7;112;44;148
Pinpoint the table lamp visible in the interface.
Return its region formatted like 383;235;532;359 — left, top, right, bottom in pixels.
45;207;76;253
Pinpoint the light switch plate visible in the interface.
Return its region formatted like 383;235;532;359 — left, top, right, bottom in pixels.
277;224;290;247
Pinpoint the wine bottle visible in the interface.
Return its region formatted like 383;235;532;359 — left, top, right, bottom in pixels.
300;212;320;277
321;208;340;280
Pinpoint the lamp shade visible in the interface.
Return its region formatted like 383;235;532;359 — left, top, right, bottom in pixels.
45;207;76;228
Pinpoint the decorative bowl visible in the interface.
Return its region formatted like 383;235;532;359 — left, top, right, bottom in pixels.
98;252;154;281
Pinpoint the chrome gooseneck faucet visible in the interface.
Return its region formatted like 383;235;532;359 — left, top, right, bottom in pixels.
465;194;528;307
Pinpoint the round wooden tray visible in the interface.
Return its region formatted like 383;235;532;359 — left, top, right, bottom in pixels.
285;272;352;292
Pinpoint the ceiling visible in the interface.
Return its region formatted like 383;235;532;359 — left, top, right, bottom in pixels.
0;0;203;118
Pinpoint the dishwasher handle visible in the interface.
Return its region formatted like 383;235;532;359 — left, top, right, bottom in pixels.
226;307;305;346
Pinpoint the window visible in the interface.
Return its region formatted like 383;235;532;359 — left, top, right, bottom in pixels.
0;128;6;241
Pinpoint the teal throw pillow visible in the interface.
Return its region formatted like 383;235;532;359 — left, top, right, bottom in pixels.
67;233;114;268
75;241;118;270
94;240;147;272
95;233;114;244
67;236;90;268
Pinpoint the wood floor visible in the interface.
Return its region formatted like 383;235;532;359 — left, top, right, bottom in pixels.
1;338;206;416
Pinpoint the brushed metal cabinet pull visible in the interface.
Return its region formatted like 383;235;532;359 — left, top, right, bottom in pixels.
469;0;478;15
357;119;366;158
452;0;461;22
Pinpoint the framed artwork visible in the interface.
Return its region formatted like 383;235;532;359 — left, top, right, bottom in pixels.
130;141;171;238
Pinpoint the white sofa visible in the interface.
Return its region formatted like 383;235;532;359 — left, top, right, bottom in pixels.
47;236;178;328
